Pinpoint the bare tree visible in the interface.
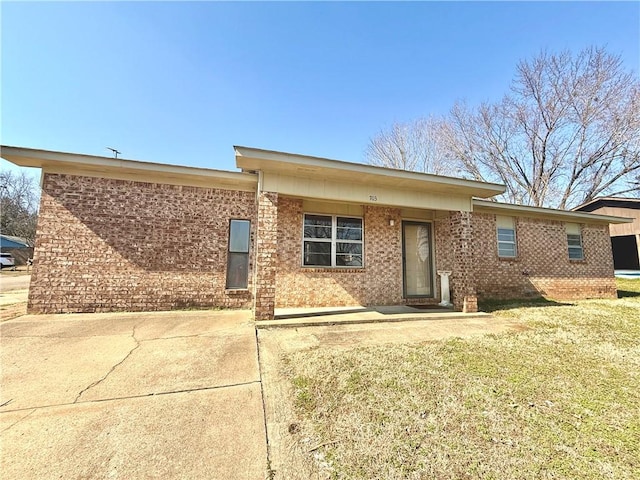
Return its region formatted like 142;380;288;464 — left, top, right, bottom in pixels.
1;169;40;246
443;47;640;208
368;48;640;208
366;117;459;176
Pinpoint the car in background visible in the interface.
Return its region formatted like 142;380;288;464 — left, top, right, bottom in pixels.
0;252;16;270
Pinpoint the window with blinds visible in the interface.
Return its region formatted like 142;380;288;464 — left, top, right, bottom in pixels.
566;223;584;260
496;216;517;258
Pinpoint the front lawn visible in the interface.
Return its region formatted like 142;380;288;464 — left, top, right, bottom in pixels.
285;280;640;479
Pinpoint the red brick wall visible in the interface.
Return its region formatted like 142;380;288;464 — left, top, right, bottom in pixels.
254;192;278;320
449;211;478;312
275;197;367;307
29;173;617;314
363;205;404;305
29;173;257;313
472;213;616;300
274;198;446;308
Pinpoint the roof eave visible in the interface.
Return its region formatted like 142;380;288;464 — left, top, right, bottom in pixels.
1;145;257;189
473;199;633;224
234;145;506;198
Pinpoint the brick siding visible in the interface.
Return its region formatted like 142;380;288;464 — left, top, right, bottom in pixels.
274;198;451;308
29;173;257;313
253;192;279;320
28;174;617;315
275;197;367;307
472;213;616;300
273;204;615;310
449;211;478;312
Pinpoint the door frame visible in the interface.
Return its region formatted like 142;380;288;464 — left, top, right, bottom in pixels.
401;220;435;299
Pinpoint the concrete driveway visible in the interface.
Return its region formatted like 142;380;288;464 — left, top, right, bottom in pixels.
0;272;31;292
0;309;267;479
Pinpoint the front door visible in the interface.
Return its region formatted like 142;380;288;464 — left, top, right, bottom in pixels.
402;221;433;298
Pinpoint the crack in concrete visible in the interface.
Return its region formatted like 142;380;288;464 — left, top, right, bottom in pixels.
1;334;135;339
73;324;141;403
1;380;263;414
0;408;36;433
138;333;206;342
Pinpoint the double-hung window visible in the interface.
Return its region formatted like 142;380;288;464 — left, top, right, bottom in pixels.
303;214;363;267
566;223;584;260
496;215;517;258
226;219;251;289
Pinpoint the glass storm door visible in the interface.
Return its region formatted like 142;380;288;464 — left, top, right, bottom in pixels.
402;221;433;297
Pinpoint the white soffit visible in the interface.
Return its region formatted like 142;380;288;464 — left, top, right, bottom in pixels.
235;146;506;198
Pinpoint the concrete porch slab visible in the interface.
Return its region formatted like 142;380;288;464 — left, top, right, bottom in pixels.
262;306;490;328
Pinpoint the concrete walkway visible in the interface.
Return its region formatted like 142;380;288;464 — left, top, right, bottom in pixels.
0;309;267;479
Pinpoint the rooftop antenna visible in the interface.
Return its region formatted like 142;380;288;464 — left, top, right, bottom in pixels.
106;147;121;159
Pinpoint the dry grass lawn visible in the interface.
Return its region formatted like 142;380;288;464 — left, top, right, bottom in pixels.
284;279;640;479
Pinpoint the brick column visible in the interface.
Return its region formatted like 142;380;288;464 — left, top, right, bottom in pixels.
253;191;278;320
450;211;478;313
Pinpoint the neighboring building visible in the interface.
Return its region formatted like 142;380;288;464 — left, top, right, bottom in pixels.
0;234;29;249
1;145;631;319
0;234;33;266
574;197;640;270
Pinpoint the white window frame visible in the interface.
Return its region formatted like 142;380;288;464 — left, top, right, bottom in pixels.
302;213;364;268
496;216;517;258
566;223;584;260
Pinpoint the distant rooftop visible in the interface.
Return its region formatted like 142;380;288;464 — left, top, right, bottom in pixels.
574;197;640;212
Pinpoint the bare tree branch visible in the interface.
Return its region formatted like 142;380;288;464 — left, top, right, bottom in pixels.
365;117;460;176
0;169;40;246
369;47;640;208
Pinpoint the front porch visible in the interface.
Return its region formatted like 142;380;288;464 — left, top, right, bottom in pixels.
256;304;491;328
236;146;506;321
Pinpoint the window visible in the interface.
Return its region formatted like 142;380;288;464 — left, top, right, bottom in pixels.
496;215;517;258
303;214;363;267
226;220;250;289
566;223;584;260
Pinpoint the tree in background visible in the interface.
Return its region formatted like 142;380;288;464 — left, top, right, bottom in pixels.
0;169;40;246
366;117;458;177
366;47;640;209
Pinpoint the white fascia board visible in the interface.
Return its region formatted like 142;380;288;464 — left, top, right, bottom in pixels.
235;145;506;198
1;145;257;190
473;199;633;224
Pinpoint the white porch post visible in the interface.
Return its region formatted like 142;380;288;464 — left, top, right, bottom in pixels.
437;270;452;307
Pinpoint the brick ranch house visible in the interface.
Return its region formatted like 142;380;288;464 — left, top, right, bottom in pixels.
1;145;631;320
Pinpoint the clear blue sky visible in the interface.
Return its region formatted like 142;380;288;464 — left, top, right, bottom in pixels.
2;1;639;178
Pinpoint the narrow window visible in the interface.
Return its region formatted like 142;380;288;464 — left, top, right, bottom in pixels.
496;215;517;258
303;214;363;267
226;219;250;289
566;223;584;260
